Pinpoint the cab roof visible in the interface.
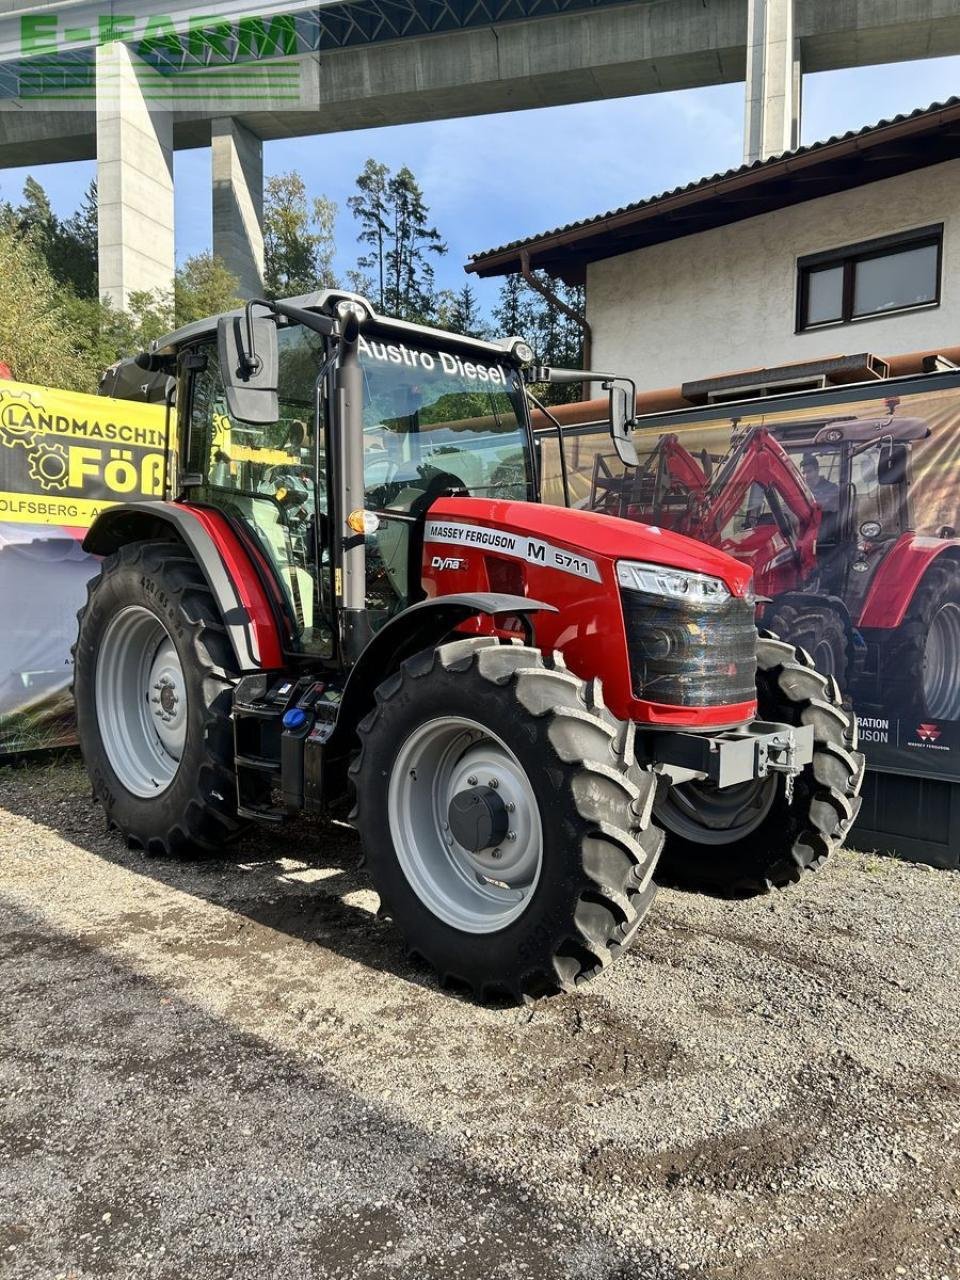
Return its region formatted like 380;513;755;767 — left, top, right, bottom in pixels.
149;289;526;366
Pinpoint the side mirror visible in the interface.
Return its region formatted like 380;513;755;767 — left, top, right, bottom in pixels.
878;443;908;486
607;382;638;468
217;310;278;425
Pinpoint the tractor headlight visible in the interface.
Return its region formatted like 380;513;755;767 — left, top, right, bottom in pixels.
512;340;535;365
616;559;731;605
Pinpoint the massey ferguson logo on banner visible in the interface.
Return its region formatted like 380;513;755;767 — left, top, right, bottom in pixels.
916;723;942;743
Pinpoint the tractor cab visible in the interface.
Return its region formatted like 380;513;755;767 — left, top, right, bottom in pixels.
166;293;538;665
765;413;929;605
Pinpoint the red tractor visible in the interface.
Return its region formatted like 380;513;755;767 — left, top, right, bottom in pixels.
593;408;960;722
74;293;862;998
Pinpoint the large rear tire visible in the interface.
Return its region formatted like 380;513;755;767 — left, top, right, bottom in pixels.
351;637;664;1001
74;540;248;856
880;557;960;721
655;632;865;896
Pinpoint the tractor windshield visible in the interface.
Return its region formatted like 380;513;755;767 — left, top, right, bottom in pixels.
356;332;532;628
358;334;532;512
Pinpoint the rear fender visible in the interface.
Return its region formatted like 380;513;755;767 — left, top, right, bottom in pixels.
83;501;284;671
858;533;960;630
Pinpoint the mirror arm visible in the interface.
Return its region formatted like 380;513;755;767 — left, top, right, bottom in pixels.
240;298;339;376
526;388;571;509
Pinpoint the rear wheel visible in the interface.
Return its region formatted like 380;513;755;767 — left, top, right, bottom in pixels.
881;558;960;720
655;632;865;896
351;637;664;1001
74;540;248;856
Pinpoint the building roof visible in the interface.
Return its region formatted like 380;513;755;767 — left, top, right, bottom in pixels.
466;98;960;285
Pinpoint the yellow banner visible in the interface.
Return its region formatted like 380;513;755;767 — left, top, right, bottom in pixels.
0;379;169;527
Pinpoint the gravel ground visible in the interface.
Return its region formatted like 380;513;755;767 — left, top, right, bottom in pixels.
1;753;958;1280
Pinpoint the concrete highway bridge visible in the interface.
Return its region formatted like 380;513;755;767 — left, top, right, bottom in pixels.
0;0;958;307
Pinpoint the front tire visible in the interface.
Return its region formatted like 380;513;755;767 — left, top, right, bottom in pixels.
656;632;865;896
74;540;248;856
351;637;664;1001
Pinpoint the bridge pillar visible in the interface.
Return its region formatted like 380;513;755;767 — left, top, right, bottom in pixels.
96;42;175;311
212;118;264;299
743;0;801;164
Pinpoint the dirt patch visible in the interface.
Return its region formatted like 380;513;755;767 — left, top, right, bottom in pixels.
1;756;959;1280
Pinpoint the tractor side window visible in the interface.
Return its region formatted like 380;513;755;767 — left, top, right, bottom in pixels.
184;328;332;657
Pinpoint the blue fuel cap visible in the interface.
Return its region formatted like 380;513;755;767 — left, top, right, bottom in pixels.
283;708;308;731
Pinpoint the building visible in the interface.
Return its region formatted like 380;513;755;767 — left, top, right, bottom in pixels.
467;99;960;396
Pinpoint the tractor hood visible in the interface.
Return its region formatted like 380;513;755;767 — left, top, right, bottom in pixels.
422;496;758;729
426;496;755;596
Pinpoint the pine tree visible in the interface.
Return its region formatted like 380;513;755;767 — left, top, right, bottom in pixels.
437;282;487;338
494;271;585;404
49;179;98;298
347;159;390;310
348;161;447;323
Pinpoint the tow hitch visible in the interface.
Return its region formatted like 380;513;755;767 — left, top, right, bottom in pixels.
647;721;815;798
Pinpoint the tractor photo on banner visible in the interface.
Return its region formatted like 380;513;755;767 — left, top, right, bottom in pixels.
559;375;960;782
0;379;168;754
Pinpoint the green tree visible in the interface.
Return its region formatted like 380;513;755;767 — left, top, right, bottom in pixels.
51;179;99;299
0;226;103;390
347;160;390;309
436;282;487;339
349;161;446;322
14;176;55;244
174;251;241;325
264;171;337;297
494;272;585;404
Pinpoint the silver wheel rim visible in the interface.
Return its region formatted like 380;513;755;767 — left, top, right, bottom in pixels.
388;717;543;934
95;605;186;798
814;639;837;678
923;602;960;720
656;775;778;845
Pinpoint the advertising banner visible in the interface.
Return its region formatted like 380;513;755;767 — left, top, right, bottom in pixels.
0;379;167;754
547;375;960;783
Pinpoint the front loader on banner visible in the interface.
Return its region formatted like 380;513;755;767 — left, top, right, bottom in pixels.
73;293;863;999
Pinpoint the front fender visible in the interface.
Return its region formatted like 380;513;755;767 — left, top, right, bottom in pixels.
327;593;556;759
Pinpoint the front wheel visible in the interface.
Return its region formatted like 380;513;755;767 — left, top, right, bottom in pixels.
655;632;865;896
73;540;248;856
351;637;664;1001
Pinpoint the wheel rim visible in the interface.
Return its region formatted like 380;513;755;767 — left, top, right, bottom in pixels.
95;605;186;798
655;775;778;845
388;717;543;934
813;639;837;678
923;601;960;719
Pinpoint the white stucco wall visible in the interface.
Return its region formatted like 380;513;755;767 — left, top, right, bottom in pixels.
587;159;960;393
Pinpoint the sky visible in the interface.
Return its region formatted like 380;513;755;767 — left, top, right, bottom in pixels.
1;52;958;318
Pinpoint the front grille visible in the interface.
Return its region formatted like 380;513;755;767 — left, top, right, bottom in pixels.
620;589;757;707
